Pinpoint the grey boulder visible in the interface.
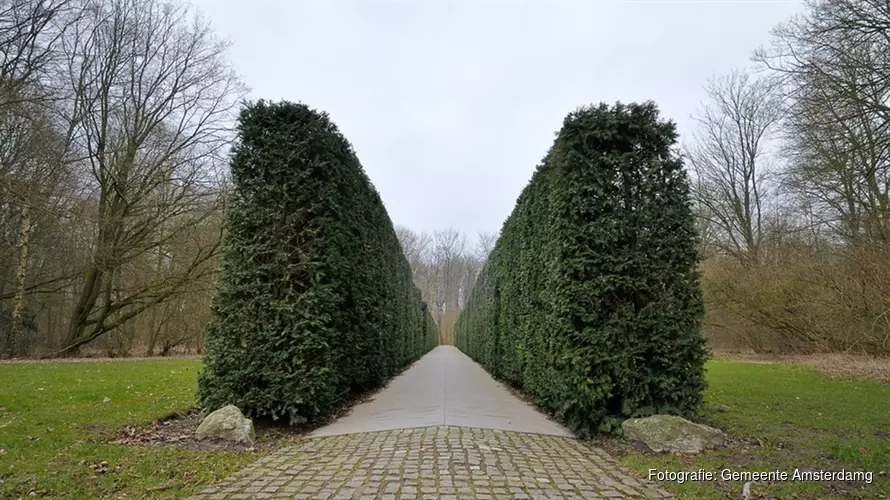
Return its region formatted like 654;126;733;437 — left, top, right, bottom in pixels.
622;414;724;454
196;405;255;444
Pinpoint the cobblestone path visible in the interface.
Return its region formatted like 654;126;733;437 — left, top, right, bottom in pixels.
189;426;670;499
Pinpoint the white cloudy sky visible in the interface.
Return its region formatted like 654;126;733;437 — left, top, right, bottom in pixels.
193;0;803;240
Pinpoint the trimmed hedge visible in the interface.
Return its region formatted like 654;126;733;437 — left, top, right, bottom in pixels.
198;100;438;425
455;101;708;437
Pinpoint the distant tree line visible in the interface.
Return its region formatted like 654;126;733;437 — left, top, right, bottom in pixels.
394;226;496;346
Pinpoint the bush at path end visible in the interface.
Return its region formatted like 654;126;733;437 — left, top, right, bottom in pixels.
198;100;438;425
455;101;708;436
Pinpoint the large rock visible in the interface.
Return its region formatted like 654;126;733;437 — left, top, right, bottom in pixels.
196;405;255;444
622;414;724;454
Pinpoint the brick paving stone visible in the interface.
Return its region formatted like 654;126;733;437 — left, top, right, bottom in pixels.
187;426;671;499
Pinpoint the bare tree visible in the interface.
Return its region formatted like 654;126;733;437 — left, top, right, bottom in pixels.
686;70;784;265
0;0;74;109
0;99;71;355
0;0;81;356
456;232;497;309
456;255;477;310
0;0;241;358
695;0;890;356
55;0;245;355
395;225;431;282
756;0;890;126
756;1;890;247
396;226;495;344
431;228;466;344
475;231;497;262
782;80;890;246
395;225;437;308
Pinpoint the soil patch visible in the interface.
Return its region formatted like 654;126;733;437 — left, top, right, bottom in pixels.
111;359;416;452
114;409;269;452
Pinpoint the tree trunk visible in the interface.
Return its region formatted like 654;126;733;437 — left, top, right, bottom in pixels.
63;264;104;355
146;314;159;356
64;187;114;355
7;205;33;357
145;247;166;356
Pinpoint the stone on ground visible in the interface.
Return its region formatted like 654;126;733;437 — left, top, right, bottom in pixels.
196;405;255;444
622;414;724;453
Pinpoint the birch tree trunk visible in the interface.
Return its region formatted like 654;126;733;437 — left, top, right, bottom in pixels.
7;204;32;356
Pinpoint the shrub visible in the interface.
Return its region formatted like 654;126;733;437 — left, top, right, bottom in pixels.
198;100;437;425
701;243;890;356
456;101;708;436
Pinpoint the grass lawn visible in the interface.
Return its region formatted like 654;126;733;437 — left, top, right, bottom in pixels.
0;359;272;499
607;359;890;499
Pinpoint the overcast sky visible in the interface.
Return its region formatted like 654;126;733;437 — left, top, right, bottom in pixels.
193;0;803;242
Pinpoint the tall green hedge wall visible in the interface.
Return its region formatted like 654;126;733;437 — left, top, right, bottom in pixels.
198;100;438;425
455;101;708;437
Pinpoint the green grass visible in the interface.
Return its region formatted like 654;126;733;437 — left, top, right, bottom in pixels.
615;359;890;499
0;359;262;499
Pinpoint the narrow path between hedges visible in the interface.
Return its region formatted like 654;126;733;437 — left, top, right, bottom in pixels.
311;346;572;437
189;347;672;499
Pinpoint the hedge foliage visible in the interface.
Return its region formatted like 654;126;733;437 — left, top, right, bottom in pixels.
198;100;438;425
455;101;708;437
